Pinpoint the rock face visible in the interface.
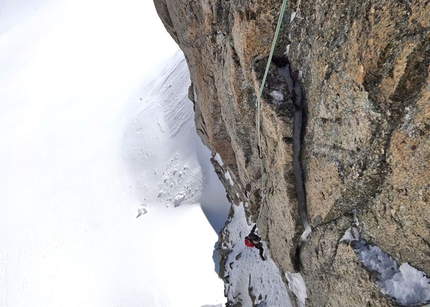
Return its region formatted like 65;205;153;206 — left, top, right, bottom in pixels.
154;0;430;306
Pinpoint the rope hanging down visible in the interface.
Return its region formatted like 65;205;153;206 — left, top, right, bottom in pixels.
256;0;289;223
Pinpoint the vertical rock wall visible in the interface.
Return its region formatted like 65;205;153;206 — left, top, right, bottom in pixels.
154;0;430;305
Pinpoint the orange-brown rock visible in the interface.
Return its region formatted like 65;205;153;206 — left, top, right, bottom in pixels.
154;0;430;305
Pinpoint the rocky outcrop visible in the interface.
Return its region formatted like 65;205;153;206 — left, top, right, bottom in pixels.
154;0;430;306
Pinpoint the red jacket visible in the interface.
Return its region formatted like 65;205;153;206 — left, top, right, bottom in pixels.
244;236;255;247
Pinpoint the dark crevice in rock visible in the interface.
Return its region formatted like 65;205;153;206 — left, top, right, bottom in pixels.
390;40;430;117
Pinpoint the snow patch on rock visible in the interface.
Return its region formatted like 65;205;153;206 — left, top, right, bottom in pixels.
340;212;430;306
340;226;360;243
221;203;292;306
270;90;284;102
285;272;307;307
354;240;430;306
213;153;223;167
224;170;234;186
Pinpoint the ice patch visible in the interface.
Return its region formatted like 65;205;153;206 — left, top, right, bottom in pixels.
383;263;430;306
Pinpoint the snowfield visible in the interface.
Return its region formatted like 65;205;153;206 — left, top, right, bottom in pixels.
0;1;229;306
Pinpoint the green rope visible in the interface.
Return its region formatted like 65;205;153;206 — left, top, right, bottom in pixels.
256;0;289;223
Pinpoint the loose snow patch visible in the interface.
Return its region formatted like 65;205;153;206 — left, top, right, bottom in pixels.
221;203;292;306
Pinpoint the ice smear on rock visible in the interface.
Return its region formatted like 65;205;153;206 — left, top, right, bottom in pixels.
354;240;430;306
221;203;292;306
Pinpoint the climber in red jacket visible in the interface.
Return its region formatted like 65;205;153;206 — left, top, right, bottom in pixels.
244;224;266;261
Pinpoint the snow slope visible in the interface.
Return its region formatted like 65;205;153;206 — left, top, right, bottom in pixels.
221;203;293;307
122;51;230;234
0;1;229;306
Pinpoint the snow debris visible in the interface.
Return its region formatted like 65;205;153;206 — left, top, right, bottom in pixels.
354;240;430;306
224;170;234;186
221;203;292;307
156;154;202;206
285;272;307;307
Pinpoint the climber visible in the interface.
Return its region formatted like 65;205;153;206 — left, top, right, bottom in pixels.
244;225;266;261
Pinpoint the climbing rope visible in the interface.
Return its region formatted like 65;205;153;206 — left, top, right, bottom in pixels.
256;0;289;224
